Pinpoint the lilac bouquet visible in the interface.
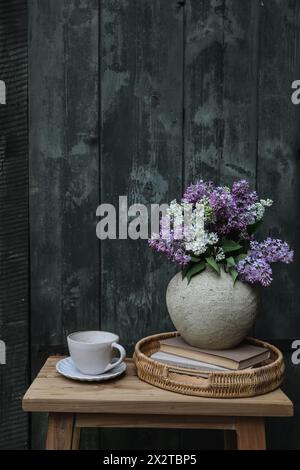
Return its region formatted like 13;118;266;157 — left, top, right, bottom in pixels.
148;180;293;287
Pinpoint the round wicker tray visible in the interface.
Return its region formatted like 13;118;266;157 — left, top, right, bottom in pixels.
134;332;284;398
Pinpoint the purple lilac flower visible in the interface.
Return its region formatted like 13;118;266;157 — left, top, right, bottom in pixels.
148;238;191;266
182;180;259;237
232;179;258;207
236;237;293;287
236;257;273;287
225;213;253;236
173;249;191;265
208;184;254;236
148;179;294;287
182;180;214;204
208;187;234;218
225;180;257;234
250;238;294;264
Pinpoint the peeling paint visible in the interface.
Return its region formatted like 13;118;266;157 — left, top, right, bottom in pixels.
129;165;169;204
102;69;130;115
194;101;222;126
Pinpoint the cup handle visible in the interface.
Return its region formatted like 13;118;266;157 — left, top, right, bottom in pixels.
104;343;126;372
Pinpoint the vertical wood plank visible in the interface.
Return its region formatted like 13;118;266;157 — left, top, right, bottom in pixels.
221;0;260;187
100;0;183;449
184;0;224;184
29;0;100;449
256;0;300;338
0;0;28;449
184;0;260;186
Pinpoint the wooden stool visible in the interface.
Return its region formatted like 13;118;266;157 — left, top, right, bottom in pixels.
22;357;293;450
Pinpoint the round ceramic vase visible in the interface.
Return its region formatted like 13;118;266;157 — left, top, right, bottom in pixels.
166;269;259;349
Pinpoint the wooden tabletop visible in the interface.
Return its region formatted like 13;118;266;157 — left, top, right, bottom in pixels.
22;356;293;417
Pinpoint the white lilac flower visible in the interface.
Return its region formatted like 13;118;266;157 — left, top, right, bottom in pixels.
165;199;218;256
249;198;273;222
199;196;214;222
166;200;187;240
250;202;265;221
166;200;184;225
260;198;273;207
215;247;225;261
184;231;218;256
249;199;273;222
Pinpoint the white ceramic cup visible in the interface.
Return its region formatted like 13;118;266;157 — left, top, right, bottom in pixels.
67;331;126;375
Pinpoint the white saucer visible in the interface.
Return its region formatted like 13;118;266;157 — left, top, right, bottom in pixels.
56;357;127;382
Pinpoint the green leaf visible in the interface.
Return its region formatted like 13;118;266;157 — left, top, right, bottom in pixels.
236;253;247;262
190;256;201;263
182;266;189;280
229;267;239;284
205;257;220;274
247;219;262;236
221;239;242;253
186;261;206;284
226;256;236;268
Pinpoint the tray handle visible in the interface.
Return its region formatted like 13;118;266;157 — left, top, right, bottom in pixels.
164;366;211;388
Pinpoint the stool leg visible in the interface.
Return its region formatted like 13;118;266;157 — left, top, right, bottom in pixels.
46;413;77;450
235;417;266;450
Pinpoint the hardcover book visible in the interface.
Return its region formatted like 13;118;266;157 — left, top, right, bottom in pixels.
151;351;231;378
159;337;270;370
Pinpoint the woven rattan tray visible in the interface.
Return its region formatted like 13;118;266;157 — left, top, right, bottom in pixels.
134;332;284;398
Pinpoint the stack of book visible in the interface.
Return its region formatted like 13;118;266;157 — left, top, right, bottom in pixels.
151;336;270;378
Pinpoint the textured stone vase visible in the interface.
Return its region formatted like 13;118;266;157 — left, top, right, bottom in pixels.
166;269;259;349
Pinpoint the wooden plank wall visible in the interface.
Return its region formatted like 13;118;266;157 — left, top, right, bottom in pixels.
0;0;299;449
0;0;28;449
28;0;100;450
